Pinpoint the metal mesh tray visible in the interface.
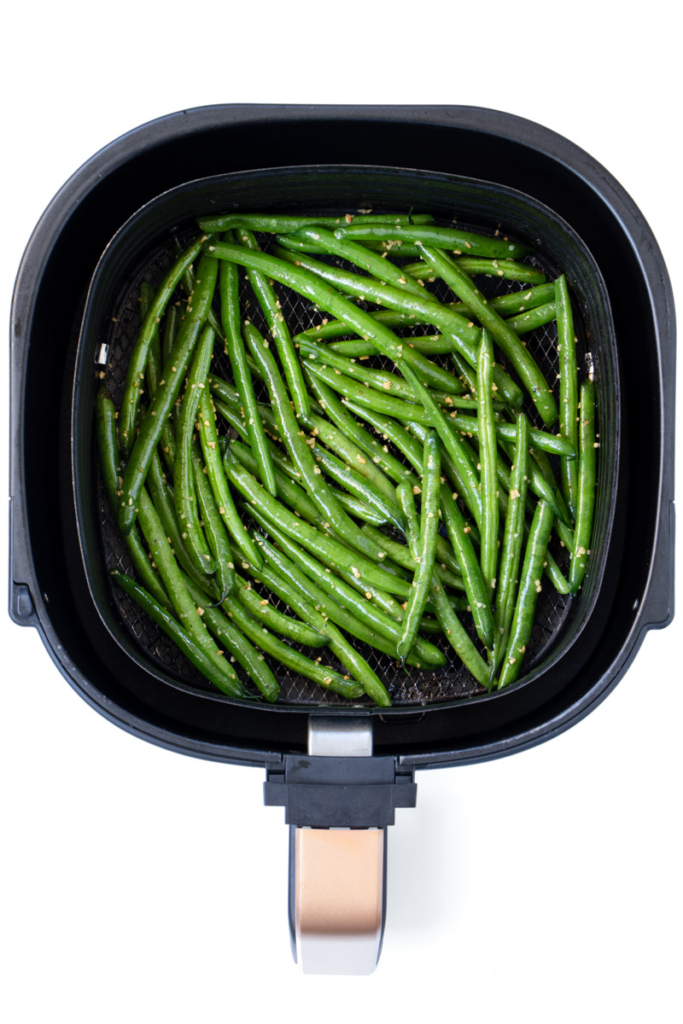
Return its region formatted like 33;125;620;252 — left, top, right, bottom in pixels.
96;215;580;707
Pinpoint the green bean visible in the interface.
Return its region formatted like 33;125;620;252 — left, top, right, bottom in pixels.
296;308;431;342
395;484;420;567
343;401;422;471
169;369;191;455
271;244;523;408
361;524;463;589
395;480;421;549
335;493;387;526
477;330;498;597
493;413;530;673
543;550;571;595
447;412;576;459
218;237;277;495
140;284;158;395
305;360;475;423
191;445;234;601
523;444;575;551
221;588;362;699
360;527;412;577
95;387;170;609
95;386;126;518
196;389;263;568
449;349;478;396
236;393;407;529
416;616;446;632
569;380;597;594
247;485;411;592
368;240;445;258
205;372;240;406
253;544;393;704
297;283;556;346
111;571;241;696
396;432;440;660
403;258;546;285
418;245;558;427
119;235;206;458
505;303;557;336
271;234;329;255
173;236;225;342
253;512;444;667
397;450;486;679
232;383;300;442
174;326;216;575
144;308;177;477
183;577;279;702
146;448;220;600
251;536;392;706
230;440;323;527
406;419;483;537
300;339;471;408
223;453;411;596
429;581;490;685
247;430;314;485
161;303;179;365
236;229;309;419
440;487;494;650
293;226;430;299
556;274;579;518
135;485;243;696
310;444;407;533
231;573;327;647
305;333;466;396
462;431;569;595
498;501;555;688
329;336;445;358
198;212;435;233
139;280;154;321
518;525;569;595
277;235;427;258
257;539;427;666
314;536;414;616
334;223;531;260
213;398;250;441
242;321;384;563
455;257;545;284
401;361;489;530
118;253;219;535
477;283;557;317
495;432;572;527
303;374;409;494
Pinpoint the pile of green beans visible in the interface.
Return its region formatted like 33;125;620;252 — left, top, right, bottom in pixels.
98;208;598;705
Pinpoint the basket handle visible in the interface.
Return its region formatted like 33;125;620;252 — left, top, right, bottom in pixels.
265;715;416;974
291;824;386;975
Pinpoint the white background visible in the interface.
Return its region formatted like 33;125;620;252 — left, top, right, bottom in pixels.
2;4;681;1022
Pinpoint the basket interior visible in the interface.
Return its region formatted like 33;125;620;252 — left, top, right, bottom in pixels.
98;219;581;707
72;166;618;715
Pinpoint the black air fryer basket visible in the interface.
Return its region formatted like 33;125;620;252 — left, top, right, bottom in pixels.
9;106;675;975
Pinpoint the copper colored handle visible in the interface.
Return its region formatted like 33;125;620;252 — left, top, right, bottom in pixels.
294;826;385;975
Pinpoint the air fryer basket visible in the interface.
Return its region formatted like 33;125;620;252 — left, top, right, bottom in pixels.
73;165;619;715
10;105;673;765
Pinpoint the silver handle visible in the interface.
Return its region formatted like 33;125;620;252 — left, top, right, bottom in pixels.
293;825;385;975
290;716;385;975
